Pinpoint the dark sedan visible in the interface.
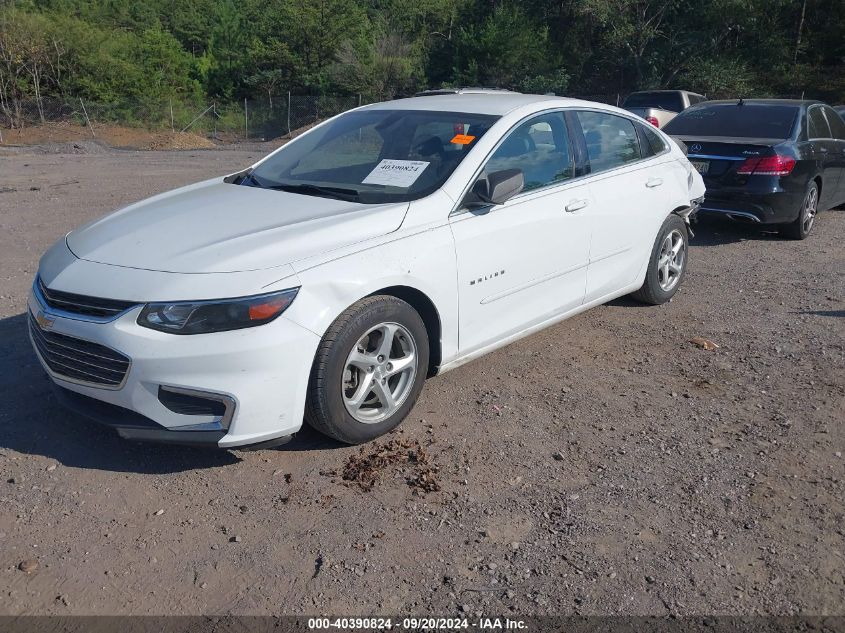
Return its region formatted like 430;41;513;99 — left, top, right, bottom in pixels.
663;99;845;239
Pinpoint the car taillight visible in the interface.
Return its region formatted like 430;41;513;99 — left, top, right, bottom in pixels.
737;155;796;176
646;116;659;127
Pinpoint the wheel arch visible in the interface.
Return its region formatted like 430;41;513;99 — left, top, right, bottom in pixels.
367;285;442;377
671;203;693;218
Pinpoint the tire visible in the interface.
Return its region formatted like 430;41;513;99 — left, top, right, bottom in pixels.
631;214;689;305
779;181;818;240
305;295;429;444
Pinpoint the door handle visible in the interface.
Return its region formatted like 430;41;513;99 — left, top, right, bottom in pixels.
565;199;589;212
646;177;664;188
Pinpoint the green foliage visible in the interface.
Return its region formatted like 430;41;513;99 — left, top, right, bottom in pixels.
517;69;571;96
1;0;843;125
675;58;758;99
453;3;556;88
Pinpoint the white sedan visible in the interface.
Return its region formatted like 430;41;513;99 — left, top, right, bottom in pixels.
30;92;705;449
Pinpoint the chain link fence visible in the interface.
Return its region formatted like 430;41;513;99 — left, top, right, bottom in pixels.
0;90;811;147
0;94;366;146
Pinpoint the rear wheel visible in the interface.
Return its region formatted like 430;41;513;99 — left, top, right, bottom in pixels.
631;214;688;305
305;296;429;444
780;182;818;240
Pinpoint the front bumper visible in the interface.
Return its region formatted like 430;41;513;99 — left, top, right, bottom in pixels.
28;285;321;449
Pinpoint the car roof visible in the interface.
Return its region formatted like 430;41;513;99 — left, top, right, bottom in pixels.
628;89;703;95
414;88;520;97
695;99;821;107
360;93;601;117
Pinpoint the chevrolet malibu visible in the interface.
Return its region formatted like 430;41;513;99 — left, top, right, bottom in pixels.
29;92;705;449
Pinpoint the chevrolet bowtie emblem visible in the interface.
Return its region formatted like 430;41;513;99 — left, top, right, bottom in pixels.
35;310;56;331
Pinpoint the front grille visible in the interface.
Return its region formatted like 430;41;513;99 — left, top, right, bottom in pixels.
28;313;131;388
37;277;138;319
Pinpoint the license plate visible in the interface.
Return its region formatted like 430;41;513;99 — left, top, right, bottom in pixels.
690;160;709;175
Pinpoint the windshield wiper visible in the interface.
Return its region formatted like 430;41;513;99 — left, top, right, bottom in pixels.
266;182;361;202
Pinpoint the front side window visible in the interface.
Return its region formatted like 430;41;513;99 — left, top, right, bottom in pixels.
248;109;499;204
577;111;641;173
483;111;574;192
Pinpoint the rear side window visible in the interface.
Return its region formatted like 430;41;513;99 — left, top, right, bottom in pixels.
808;106;831;139
664;104;798;139
577;111;641;173
636;123;667;158
823;107;845;140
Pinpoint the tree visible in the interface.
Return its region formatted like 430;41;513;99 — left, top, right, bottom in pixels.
334;31;420;99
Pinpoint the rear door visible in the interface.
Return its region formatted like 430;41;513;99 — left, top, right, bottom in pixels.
807;105;839;207
820;105;845;204
450;111;593;354
573;110;673;302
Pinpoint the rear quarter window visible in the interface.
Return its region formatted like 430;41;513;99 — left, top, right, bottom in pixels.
823;107;845;140
664;104;798;139
808;106;831;139
636;123;668;157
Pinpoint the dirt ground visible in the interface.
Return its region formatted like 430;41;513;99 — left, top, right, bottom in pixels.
0;145;843;617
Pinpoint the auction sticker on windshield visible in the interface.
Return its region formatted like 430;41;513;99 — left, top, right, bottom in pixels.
451;134;476;145
363;159;430;188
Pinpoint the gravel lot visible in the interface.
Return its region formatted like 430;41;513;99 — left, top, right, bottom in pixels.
0;144;843;617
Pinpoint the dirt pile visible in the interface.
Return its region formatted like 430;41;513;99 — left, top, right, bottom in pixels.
143;132;217;151
1;122;218;151
334;437;441;493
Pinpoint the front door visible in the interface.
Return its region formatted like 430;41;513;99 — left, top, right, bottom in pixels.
450;111;593;354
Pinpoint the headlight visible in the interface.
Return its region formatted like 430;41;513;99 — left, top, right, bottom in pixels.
137;288;299;334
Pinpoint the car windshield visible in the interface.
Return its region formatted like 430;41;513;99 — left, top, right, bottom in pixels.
664;104;798;139
246;109;499;204
623;92;685;112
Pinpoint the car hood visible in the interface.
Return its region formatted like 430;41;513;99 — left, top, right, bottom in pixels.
66;179;409;273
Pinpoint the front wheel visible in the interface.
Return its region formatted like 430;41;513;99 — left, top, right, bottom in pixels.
630;214;689;305
305;296;429;444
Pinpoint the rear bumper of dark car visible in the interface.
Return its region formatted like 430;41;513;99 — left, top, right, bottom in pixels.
698;180;804;224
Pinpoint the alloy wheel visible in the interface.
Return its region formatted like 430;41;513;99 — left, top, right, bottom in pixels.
657;229;685;292
342;322;418;424
802;187;818;235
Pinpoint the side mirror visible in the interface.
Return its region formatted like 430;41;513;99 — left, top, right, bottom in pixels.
466;169;525;208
